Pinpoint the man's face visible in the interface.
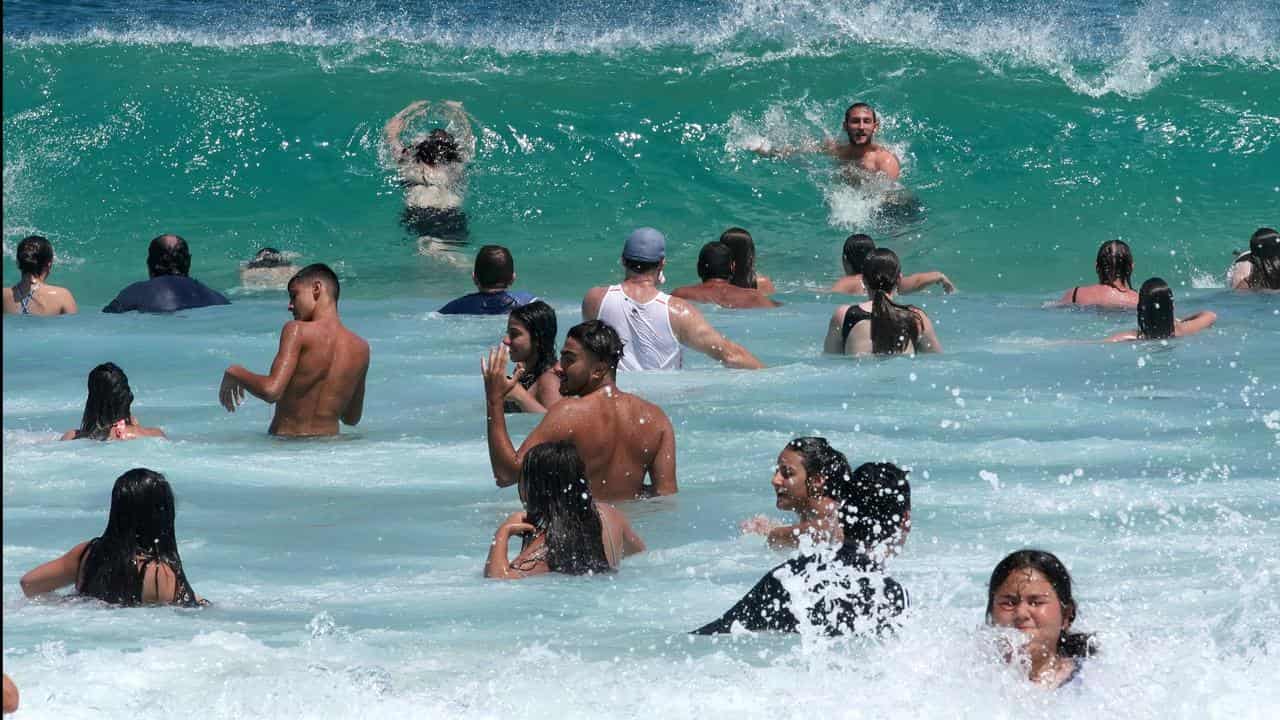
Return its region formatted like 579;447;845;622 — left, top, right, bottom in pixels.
844;106;878;145
287;281;317;321
554;337;601;396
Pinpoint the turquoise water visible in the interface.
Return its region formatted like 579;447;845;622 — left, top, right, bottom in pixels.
4;1;1280;718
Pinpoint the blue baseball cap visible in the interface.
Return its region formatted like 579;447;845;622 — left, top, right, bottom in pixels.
622;227;666;263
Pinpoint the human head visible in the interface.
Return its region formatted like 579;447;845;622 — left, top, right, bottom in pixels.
413;128;462;166
146;234;191;278
558;320;624;395
287;263;341;320
985;549;1093;658
1094;240;1134;288
843;102;880;145
78;362;135;441
1247;227;1280;289
863;248;902;294
473;245;516;290
518;441;610;575
696;241;735;281
718;227;758;289
1136;277;1175;339
506;300;558;377
864;248;920;354
246;247;290;269
16;235;54;277
826;462;911;555
772;437;853;512
842;233;876;276
622;227;666;277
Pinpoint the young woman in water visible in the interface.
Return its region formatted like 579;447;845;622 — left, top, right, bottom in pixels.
1055;239;1138;308
1105;277;1216;342
740;437;853;550
21;468;205;607
1228;227;1280;291
829;233;955;295
824;248;942;355
384;100;475;252
2;235;78;316
986;549;1094;689
485;442;645;579
61;362;165;441
502;300;562;413
718;227;777;295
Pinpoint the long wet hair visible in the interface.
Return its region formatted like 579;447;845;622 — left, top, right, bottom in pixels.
785;436;853;498
842;234;876;276
16;235;54;276
77;468;201;607
413;128;462;165
1136;277;1175;339
509;300;558;389
864;249;922;354
77;363;136;441
1094;240;1134;288
719;227;759;289
985;549;1095;658
1245;227;1280;290
520;442;611;575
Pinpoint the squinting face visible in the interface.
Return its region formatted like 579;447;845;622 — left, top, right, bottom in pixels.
286;281;316;321
504;317;534;364
844;107;879;145
989;568;1070;657
771;448;814;512
554;337;597;397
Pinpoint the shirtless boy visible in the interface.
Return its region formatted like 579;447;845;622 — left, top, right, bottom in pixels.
219;264;370;437
482;320;676;501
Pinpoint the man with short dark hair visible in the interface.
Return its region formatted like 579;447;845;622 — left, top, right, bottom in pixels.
481;320;676;501
438;244;537;315
671;242;781;309
751;102;901;180
103;234;230;313
219;263;370;437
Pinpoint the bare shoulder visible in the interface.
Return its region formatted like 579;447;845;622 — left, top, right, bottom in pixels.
60;429;78;441
1105;330;1136;343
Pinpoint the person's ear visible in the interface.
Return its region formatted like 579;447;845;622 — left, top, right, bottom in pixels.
511;272;517;286
806;473;826;498
312;279;323;300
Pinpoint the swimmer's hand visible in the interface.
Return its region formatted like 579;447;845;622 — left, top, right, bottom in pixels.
739;515;778;535
941;276;956;294
219;370;246;412
498;511;535;538
481;345;524;405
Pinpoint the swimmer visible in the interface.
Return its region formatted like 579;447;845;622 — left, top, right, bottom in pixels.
239;247;297;289
739;437;853;550
694;462;911;636
830;233;955;295
103;234;230;313
219;263;370;437
1105;277;1216;342
670;241;781;309
718;227;777;294
438;245;537;315
2;673;16;714
482;320;677;501
752;102;901;181
582;227;765;370
987;549;1095;689
3;235;78;315
824;248;942;355
385;100;474;252
500;300;562;413
1228;227;1280;291
21;468;205;606
485;441;645;579
61;362;165;441
1054;240;1138;308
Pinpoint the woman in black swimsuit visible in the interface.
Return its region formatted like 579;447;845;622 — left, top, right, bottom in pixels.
20;468;205;606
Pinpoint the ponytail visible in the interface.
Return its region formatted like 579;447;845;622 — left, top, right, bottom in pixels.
863;249;921;354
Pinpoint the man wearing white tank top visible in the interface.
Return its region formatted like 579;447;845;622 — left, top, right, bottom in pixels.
582;227;764;371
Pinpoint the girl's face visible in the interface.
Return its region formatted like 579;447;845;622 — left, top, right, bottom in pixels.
771;449;816;512
989;568;1070;657
504;317;534;364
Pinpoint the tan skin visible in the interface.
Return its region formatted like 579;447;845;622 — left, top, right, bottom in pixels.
830;270;955;296
2;673;17;714
582;260;765;369
501;314;562;413
20;540;198;605
1055;282;1138;308
823;286;944;356
740;448;842;550
482;339;677;502
60;414;165;441
2;262;78;316
484;502;646;579
670;271;782;309
989;568;1078;688
219;277;369;437
752;105;901;181
1105;310;1217;342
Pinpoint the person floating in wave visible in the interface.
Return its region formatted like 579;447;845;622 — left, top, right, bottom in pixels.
1228;227;1280;291
384;100;475;257
219;264;369;437
751;102;902;181
239;247;298;289
3;235;78;316
1105;277;1216;342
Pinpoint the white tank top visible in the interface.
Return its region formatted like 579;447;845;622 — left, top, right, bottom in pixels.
597;285;683;371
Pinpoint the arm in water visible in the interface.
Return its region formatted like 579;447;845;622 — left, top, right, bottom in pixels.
669;296;765;369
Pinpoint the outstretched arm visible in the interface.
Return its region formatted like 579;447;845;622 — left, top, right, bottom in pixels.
899;271;955;294
384;100;429;161
440;100;475;162
21;541;89;597
220;321;303;411
670;298;765;369
1176;310;1217;336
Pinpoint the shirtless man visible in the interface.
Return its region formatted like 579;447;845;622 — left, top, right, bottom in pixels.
219;263;370;437
482;320;676;501
582;227;764;370
671;241;781;309
753;102;901;181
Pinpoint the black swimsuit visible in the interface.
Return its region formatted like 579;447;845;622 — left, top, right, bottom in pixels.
841;305;874;343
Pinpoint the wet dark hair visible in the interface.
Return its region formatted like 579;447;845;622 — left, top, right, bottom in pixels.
864;249;922;354
986;549;1095;658
288;263;341;302
77;362;136;441
413;128;462;165
16;235;54;275
519;442;611;575
1094;240;1134;288
842;233;876;276
826;462;911;551
146;234;191;277
696;241;734;281
785;436;853;498
1136;277;1175;339
509;300;558;388
719;227;759;289
475;245;515;289
566;320;625;372
77;468;201;606
845;102;878;124
1245;227;1280;289
246;247;289;269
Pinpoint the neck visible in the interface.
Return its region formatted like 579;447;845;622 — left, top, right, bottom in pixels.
624;273;659;287
1027;647;1062;684
478;286;509;294
308;302;340;322
584;375;618;397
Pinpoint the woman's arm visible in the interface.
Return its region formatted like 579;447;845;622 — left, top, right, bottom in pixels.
899;271;955;294
1176;310;1217;337
913;309;943;353
21;541;90;597
484;513;542;579
533;371;562;411
823;306;850;354
440;101;475;162
503;383;546;414
384;101;429;161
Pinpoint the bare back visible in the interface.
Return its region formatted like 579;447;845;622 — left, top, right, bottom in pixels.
671;281;780;309
271;318;370;436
